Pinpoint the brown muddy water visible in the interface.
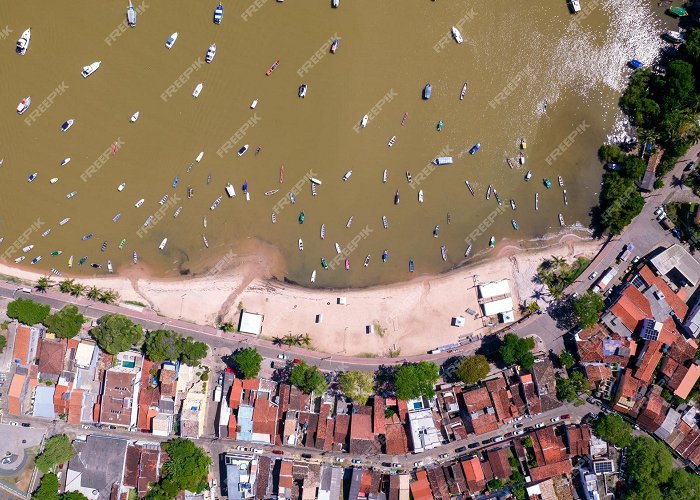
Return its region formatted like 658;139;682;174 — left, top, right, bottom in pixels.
0;0;670;287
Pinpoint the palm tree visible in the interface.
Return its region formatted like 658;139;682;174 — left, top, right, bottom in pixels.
300;333;312;347
58;279;75;294
86;286;101;301
550;255;566;269
98;289;120;304
70;283;86;297
35;276;52;293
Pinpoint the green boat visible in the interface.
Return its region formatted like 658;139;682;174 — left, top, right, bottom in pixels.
512;219;519;230
489;236;496;248
51;250;62;256
668;6;688;17
79;256;88;265
437;120;443;131
321;258;328;269
543;178;552;188
119;239;126;249
299;211;305;224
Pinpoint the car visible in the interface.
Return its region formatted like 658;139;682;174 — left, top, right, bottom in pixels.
504;432;513;438
671;228;682;239
382;462;392;467
513;415;524;421
513;430;524;436
439;453;449;459
301;453;312;459
392;463;401;468
352;459;362;465
455;446;467;453
9;421;18;426
513;423;523;429
535;422;545;428
81;424;90;429
654;206;665;216
685;161;696;171
493;436;505;443
211;479;217;487
272;450;284;455
468;442;479;449
277;354;287;360
657;212;667;221
293;358;302;365
561;414;571;420
551;417;561;422
253;449;263;454
631;255;640;264
634;424;640;430
414;461;424;467
588;271;598;280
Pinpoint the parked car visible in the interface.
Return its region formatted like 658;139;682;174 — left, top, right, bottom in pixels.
671;228;682;239
631;255;640;264
468;443;479;449
551;416;561;422
513;430;524;436
335;457;343;462
561;414;571;420
493;436;505;443
513;423;523;429
272;450;284;455
535;422;545;428
392;463;401;468
9;421;17;426
455;446;467;453
504;432;513;438
20;423;30;427
588;271;598;280
277;354;287;360
352;459;362;465
654;206;665;216
439;453;449;459
301;453;312;459
685;161;696;171
414;461;424;467
253;448;263;454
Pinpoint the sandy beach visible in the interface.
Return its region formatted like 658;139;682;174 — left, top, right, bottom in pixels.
0;234;601;356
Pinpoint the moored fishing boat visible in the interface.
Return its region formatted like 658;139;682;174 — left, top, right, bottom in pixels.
465;180;474;196
460;82;467;100
469;143;481;154
322;258;328;269
16;28;30;55
192;83;203;98
42;229;51;237
15;256;25;263
364;254;371;267
66;191;77;199
512;219;519;230
127;0;137;26
238;144;249;156
90;263;101;269
60;119;74;132
51;250;62;256
558;175;564;187
320;224;325;239
494;191;502;206
271;212;276;223
668;6;688;17
298;238;303;251
382;250;388;262
663;30;684;44
423;83;432;100
130;111;139;122
50;178;58;184
31;256;41;265
188;186;194;198
298;84;307;98
569;0;581;13
51;268;61;277
510;199;516;210
418;190;424;203
346;216;353;228
486;184;492;200
441;245;447;261
563;189;568;205
535;192;539;210
559;213;565;226
204;217;207;228
330;38;339;53
159;238;167;250
17;97;31;115
107;260;113;273
382;215;388;229
437;120;443;131
210;196;223;210
401;112;408;125
159;194;169;205
60;157;71;166
68;255;73;268
225;183;236;198
345;259;350;270
489;236;495;248
203;235;209;248
59;217;70;226
264;189;279;196
135;198;145;208
409;259;415;272
311;182;317;196
118;182;126;192
298;211;305;224
132;251;138;264
22;245;34;253
205;43;216;63
101;241;108;252
343;170;352;181
289;193;296;204
464;244;472;257
119;238;126;249
165;32;178;49
383;170;388;183
81;61;101;78
113;213;122;222
310;177;322;185
214;2;224;23
394;190;401;205
451;26;463;44
81;233;93;241
506;157;515;169
521;138;527;149
79;256;88;265
433;225;440;238
518;152;525;165
172;176;179;188
311;270;316;283
360;114;368;128
335;243;341;254
543;178;552;188
628;59;644;69
406;171;412;183
388;136;396;147
266;60;280;76
525;170;532;181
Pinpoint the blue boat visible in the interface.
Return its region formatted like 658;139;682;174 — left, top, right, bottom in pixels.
213;2;223;24
469;143;481;155
81;233;93;241
423;83;432;100
382;250;388;262
628;59;643;69
173;176;179;188
242;180;248;193
409;259;414;272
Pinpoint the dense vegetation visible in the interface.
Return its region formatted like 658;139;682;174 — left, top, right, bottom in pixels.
89;314;144;355
32;473;88;500
7;298;50;325
664;202;700;250
455;354;490;385
145;439;211;500
338;371;375;404
143;329;208;365
558;350;575;369
555;370;590;403
593;414;633;448
498;333;535;370
572;291;605;328
393;362;440;400
230;347;263;379
43;305;86;339
289;360;328;395
537;256;591;299
36;434;74;474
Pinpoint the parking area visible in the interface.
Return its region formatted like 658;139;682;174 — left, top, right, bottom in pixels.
0;423;45;495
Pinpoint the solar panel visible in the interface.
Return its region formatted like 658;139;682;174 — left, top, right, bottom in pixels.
593;461;613;474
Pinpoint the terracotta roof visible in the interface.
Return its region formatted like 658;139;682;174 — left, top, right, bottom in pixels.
487;448;512;479
37;339;66;379
669;337;699;365
385;421;409;455
461;387;492;411
529;459;572;482
576;325;635;367
410;470;433;500
228;414;237;439
229;378;242;409
426;466;451;499
278;460;293;489
584;365;613;383
522;379;541;415
674;362;700;399
13;325;32;365
638;391;667;433
461;456;486;494
54;384;70;416
99;370;136;427
159;365;177;398
314;403;330;450
333;414;350;451
373;396;386;435
252;392;278;440
676;427;700;466
68;389;83;425
448;462;468;495
639;266;688;320
565;424;591;456
610;286;651;333
397;399;408;423
634;340;663;384
532;427;567;465
241;377;260;391
661;357;680;379
8;373;27;416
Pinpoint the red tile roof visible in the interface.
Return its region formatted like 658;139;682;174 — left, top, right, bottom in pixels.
8;373;27;417
410;470;433;500
669;337;698;365
54;384;70;416
373;396;386;435
159;366;177;398
637;389;667;432
37;339;66;379
99;370;136;427
278;460;293;489
584;365;613;383
461;387;492;411
566;424;591;456
487;448;512;479
229;378;242;409
529;459;572;482
384;421;409;455
461;456;486;494
252;392;277;440
13;325;32;365
333;414;350;451
634;340;663;384
610;286;651;333
228;414;238;439
532;427;567;465
68;389;83;425
674;363;700;399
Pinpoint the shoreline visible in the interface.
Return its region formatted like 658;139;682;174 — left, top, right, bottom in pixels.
0;233;603;357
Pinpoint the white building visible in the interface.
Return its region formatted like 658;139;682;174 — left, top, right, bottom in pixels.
407;408;441;453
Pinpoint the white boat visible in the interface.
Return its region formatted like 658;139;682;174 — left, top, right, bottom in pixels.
299;84;307;98
28;172;38;182
196;151;204;162
335;243;342;254
559;213;565;226
382;215;388;229
159;238;168;250
17;97;31;115
525;170;532;181
127;0;137;26
203;217;207;228
50;178;58;184
165;32;178;49
563;189;568;205
569;0;581;13
59;217;70;226
298;238;303;251
418;190;424;203
388;136;396;147
60;157;71;166
360;114;369;128
558;175;564;187
42;229;51;237
225;183;236;198
118;182;126;191
159;194;169;205
332;0;339;7
66;191;77;199
173;207;182;218
135;198;145;208
271;212;276;223
311;270;316;283
214;2;224;24
245;192;250;201
346;216;353;228
203;235;209;248
311;183;317;196
81;61;101;78
22;245;33;253
16;28;30;55
130;111;140;122
664;30;685;44
60;119;74;132
451;26;463;44
193;82;203;98
342;170;352;181
535;192;539;210
15;256;25;263
238;145;249;156
310;177;323;185
210;196;223;210
205;43;216;63
460;83;467;100
518;152;525;165
250;99;258;109
107;260;113;273
383;170;388;183
433;157;453;165
320;224;325;239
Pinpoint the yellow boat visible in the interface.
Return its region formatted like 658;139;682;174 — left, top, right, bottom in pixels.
68;255;73;268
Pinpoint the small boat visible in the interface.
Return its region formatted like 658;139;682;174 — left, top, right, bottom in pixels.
127;0;136;26
188;186;194;198
401;112;408;125
79;256;88;265
202;235;209;248
489;236;495;248
332;0;339;8
17;97;31;115
130;111;140;123
242;180;248;193
558;175;564;187
663;30;684;44
518;153;525;165
135;198;145;208
250;99;258;109
433;225;440;238
423;83;432;100
279;164;285;183
447;212;452;225
469;143;480;154
271;212;276;223
205;43;216;63
264;189;279;196
460;83;467;100
346;216;353;228
418;190;424;203
437;120;443;131
172;176;179;188
60;119;74;132
290;193;296;204
322;258;329;269
298;211;305;224
159;238;168;250
628;59;644;69
203;217;207;228
394;190;400;205
112;213;121;222
107;260;113;273
486;184;492;200
559;213;565;226
310;177;323;185
440;245;447;261
569;0;581;13
335;243;341;254
563;189;568;205
383;170;388;183
506;158;515;169
60;157;71;166
464;244;472;257
409;259;414;272
207;174;212;184
81;61;101;78
193;83;203;98
22;245;34;253
50;268;61;277
31;256;42;265
81;233;93;241
521;138;527;149
50;178;58;184
66;191;77;199
266;60;280;76
101;241;108;252
543;178;552;189
132;251;138;264
331;38;339;53
210;196;223;210
668;6;688;17
299;84;307;98
193;152;204;164
118;182;126;192
51;250;62;256
320;224;325;239
382;250;388;262
311;270;316;283
343;170;352;181
298;238;303;251
344;259;350;270
42;229;51;237
465;181;474;196
494;190;502;206
159;194;169;205
364;255;371;267
510;199;516;211
214;2;224;24
388;136;396;147
238;144;249;156
59;217;70;226
525;170;532;181
68;256;73;268
512;219;519;230
360;114;370;128
451;26;463;44
90;263;101;269
119;239;126;249
406;171;413;183
165;32;178;49
16;28;30;55
311;183;317;196
535;192;539;210
14;256;25;264
382;215;388;229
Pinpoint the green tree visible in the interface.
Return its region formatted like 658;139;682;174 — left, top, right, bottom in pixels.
559;350;575;369
35;276;52;293
290;361;328;395
32;472;59;500
89;314;144;355
145;439;211;499
43;305;85;339
0;335;6;354
35;434;74;473
98;289;120;304
231;348;263;379
7;298;51;325
592;414;632;448
626;436;673;490
58;279;75;294
455;355;490;385
572;291;605;328
144;329;181;363
393;362;439;400
498;333;535;369
60;493;89;500
555;370;590;403
662;60;695;113
598;144;624;164
86;286;100;301
178;338;208;365
665;469;700;497
338;371;374;404
69;283;86;298
619;68;660;127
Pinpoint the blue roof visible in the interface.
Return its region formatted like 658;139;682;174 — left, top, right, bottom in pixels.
33;386;56;419
237;405;254;442
602;339;621;356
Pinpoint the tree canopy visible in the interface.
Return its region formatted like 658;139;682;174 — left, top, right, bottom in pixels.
89;314;144;355
0;335;6;354
143;329;208;365
572;291;605;328
290;361;328;395
179;337;208;365
338;371;375;404
43;305;85;339
592;414;632;448
32;472;59;500
231;348;263;379
498;333;535;369
555;370;590;403
626;436;673;493
559;350;575;369
7;298;50;326
455;355;490;385
145;439;211;500
393;362;439;400
36;434;74;474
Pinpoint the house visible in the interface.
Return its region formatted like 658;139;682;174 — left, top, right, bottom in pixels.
224;453;258;500
37;338;66;383
613;369;646;414
633;340;663;384
160;362;177;398
350;412;376;454
637;386;668;432
565;424;591;456
486;448;512;480
520;373;542;415
461;387;499;434
531;360;562;413
12;324;40;366
74;340;97;369
8;369;29;417
407;408;441;453
64;434;128;500
650;244;700;288
484;375;521;424
460;456;486;494
100;369;139;428
318;465;343;500
33;385;56;420
123;443;161;498
410;470;433;500
531;426;568;466
673;360;700;399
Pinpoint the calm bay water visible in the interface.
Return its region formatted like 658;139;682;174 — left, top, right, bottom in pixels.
0;0;666;286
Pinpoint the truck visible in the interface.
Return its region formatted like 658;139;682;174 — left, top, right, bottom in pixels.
213;385;222;403
618;243;634;263
592;266;618;293
660;217;675;231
